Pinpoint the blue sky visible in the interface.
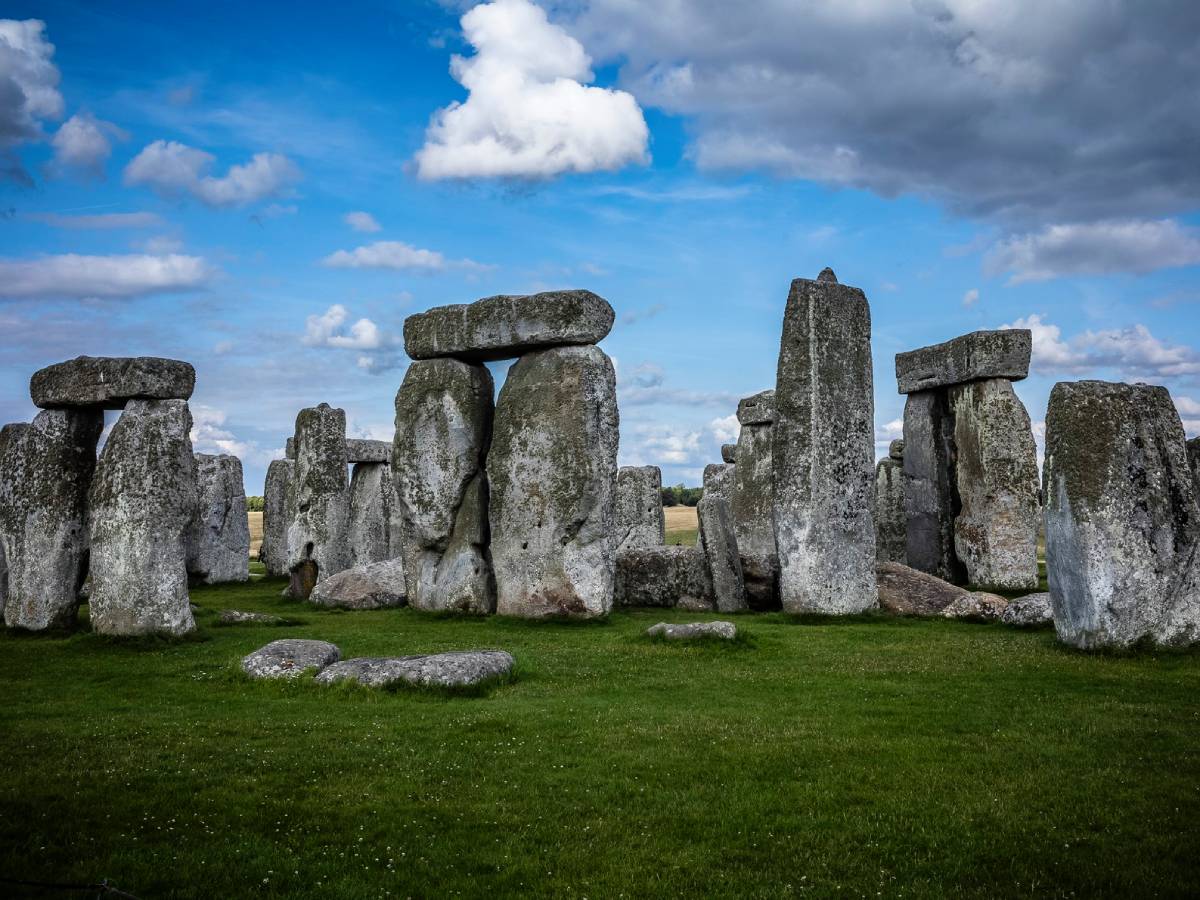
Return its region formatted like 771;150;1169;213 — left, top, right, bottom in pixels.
3;0;1199;493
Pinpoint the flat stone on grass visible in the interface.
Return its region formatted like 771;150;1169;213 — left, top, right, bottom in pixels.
315;650;514;690
241;639;341;679
219;610;287;626
1000;592;1053;627
646;621;738;641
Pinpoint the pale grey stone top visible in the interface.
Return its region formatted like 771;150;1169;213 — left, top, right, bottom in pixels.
31;355;195;409
403;290;614;362
895;329;1031;394
737;390;775;425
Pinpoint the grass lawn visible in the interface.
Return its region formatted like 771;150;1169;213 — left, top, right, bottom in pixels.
2;576;1199;898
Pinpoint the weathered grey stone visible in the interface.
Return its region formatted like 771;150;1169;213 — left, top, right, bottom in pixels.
31;355;195;409
1044;380;1200;649
285;437;295;459
739;551;779;611
1188;436;1200;494
0;410;102;630
721;443;737;464
703;463;735;504
348;462;399;566
737;390;775;425
774;272;877;614
260;459;295;577
902;390;965;583
345;439;391;464
999;592;1053;628
308;558;407;610
615;465;665;552
948;379;1040;590
88;400;197;636
731;406;775;561
404;290;615;362
646;621;737;641
0;540;7;620
219;609;286;625
285;403;350;599
316;650;514;689
614;546;713;608
187;454;250;585
241;639;340;680
676;594;717;612
942;591;1009;622
875;561;967;616
889;439;905;460
874;457;906;563
393;359;494;614
490;345;619;618
895;329;1031;394
697;496;746;613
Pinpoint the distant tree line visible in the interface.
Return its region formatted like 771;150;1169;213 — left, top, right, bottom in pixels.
246;496;264;512
661;484;703;507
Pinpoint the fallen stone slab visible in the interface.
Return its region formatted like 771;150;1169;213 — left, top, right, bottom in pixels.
187;453;250;585
31;355;195;409
314;650;514;689
895;329;1031;394
615;546;712;608
308;558;407;610
999;592;1052;628
721;443;737;464
646;621;737;641
876;562;967;616
942;591;1009;622
697;496;746;613
241;639;341;679
737;390;775;425
219;610;287;625
615;465;665;552
404;290;615;362
345;439;391;464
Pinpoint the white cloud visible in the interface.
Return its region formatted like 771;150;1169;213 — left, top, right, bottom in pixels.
961;288;979;307
0;19;62;143
321;240;485;272
709;413;739;444
985;219;1200;283
1175;396;1200;437
28;211;163;229
0;253;211;299
875;418;903;441
190;405;276;466
123;139;300;207
415;0;648;179
344;211;381;232
1000;313;1200;378
50;112;123;177
134;235;184;254
302;304;404;374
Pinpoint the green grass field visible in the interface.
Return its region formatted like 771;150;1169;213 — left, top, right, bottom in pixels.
2;575;1199;898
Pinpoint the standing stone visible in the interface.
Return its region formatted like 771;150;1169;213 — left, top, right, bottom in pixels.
285;403;350;599
1188;436;1200;494
902;390;965;583
393;359;494;614
703;463;736;504
731;390;775;558
490;345;619;618
0;410;102;630
697;496;747;612
614;546;712;608
30;355;196;409
88;400;197;636
260;459;294;577
947;379;1039;589
615;465;665;551
187;454;250;584
874;448;906;564
348;462;399;566
721;444;737;464
774;271;878;614
1044;381;1200;649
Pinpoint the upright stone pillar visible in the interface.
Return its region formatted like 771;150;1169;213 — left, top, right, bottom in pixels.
1044;380;1200;649
773;268;877;614
703;463;735;504
489;345;619;618
1188;436;1200;494
874;439;906;563
0;411;102;630
615;465;664;551
187;453;250;584
393;359;494;614
260;459;294;577
697;496;747;612
88;400;197;636
730;390;778;609
285;403;350;599
348;462;399;566
901;391;963;582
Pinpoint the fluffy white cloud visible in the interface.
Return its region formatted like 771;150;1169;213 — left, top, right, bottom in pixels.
1175;396;1200;437
123;140;300;207
344;211;381;232
190;405;278;466
415;0;648;179
709;413;739;445
1001;313;1200;378
302;304;404;374
50;112;123;176
28;211;163;229
0;19;63;183
321;240;485;272
0;253;211;299
986;220;1200;283
962;288;980;308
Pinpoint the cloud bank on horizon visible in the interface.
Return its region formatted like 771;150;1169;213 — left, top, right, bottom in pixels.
1;0;1198;492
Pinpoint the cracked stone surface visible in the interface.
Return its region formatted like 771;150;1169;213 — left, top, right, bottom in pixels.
260;460;295;577
646;621;737;641
315;650;514;689
187;453;250;585
615;546;712;608
242;639;341;679
615;465;665;552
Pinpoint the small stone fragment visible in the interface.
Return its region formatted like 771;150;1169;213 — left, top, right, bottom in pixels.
646;621;737;641
615;465;665;552
895;329;1032;394
308;558;408;610
614;546;713;608
941;591;1009;622
260;459;295;577
736;390;775;426
187;453;250;585
697;496;746;612
315;650;514;689
241;639;341;679
721;443;737;464
31;355;195;409
999;592;1053;628
285;403;350;599
219;610;286;625
875;561;968;616
889;439;905;460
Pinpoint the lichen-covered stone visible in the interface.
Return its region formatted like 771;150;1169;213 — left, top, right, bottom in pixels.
948;379;1039;590
739;551;779;611
0;410;102;630
721;443;737;464
315;650;514;689
697;496;746;612
773;273;877;614
646;621;737;641
88;400;197;636
1044;380;1200;648
615;465;664;552
737;390;775;425
404;290;615;362
902;390;965;583
895;329;1031;394
344;439;391;464
889;439;905;460
731;408;775;562
874;456;905;563
393;359;494;614
219;609;286;625
187;454;250;585
703;463;735;504
999;592;1052;628
0;540;7;620
614;546;713;608
285;403;350;599
942;591;1009;622
875;561;967;616
348;462;399;566
308;558;407;610
241;639;340;680
490;346;619;618
260;459;294;577
1188;436;1200;493
30;355;195;409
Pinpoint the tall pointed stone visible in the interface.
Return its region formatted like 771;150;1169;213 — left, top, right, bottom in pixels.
489;345;619;618
187;453;250;584
393;359;494;614
285;403;350;599
0;410;102;630
773;271;877;614
615;465;664;551
88;400;197;636
260;459;294;577
348;462;400;566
